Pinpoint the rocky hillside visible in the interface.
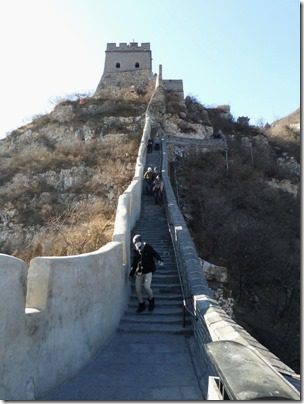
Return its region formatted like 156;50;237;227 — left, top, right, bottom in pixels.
0;88;209;263
265;108;300;139
264;108;300;162
170;102;300;373
0;86;300;372
0;94;150;261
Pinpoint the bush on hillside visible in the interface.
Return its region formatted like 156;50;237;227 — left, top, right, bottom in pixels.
172;138;300;372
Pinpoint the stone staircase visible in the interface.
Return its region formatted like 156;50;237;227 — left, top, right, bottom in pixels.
118;146;192;336
41;132;300;401
42;145;202;401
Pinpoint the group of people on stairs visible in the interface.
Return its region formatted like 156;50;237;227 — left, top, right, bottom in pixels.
143;166;164;204
129;135;164;313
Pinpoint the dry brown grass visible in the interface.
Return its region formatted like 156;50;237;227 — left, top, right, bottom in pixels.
16;200;115;262
263;108;300;159
1;136;139;186
3;133;141;262
1;89;150;262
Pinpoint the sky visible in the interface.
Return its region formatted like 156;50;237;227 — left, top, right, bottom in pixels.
0;0;300;139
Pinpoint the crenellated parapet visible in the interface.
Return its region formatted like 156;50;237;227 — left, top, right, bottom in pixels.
106;42;151;51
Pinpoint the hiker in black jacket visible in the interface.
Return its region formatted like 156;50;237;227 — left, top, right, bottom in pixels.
129;234;163;313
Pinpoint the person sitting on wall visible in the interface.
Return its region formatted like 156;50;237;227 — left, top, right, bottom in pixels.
143;167;154;194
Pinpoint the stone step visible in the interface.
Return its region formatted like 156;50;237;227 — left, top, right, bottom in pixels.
130;266;178;277
156;264;177;273
125;306;184;316
153;265;178;272
129;264;177;271
152;288;182;296
130;275;180;284
152;265;178;272
118;322;192;336
131;283;182;294
129;255;176;266
129;293;183;302
152;281;181;288
150;273;179;281
158;255;174;262
126;300;185;314
152;274;180;283
127;299;183;308
121;313;189;325
128;295;183;303
125;314;186;323
138;219;168;224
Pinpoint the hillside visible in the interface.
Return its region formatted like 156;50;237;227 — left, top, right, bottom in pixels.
0;88;209;262
170;102;300;372
265;108;300;139
0;94;149;261
262;108;300;161
0;87;300;373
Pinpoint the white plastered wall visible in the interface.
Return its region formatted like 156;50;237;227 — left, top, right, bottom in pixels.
0;115;152;400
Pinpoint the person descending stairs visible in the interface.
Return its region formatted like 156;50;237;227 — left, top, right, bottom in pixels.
129;233;164;314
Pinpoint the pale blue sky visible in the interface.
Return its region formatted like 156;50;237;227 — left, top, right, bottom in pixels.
0;0;300;138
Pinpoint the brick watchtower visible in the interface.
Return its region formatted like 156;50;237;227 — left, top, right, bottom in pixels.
95;42;154;95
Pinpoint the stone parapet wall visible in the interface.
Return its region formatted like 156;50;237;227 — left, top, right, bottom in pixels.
106;42;151;51
0;243;124;400
0;116;152;400
112;115;151;266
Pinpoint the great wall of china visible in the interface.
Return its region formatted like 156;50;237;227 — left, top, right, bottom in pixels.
0;42;300;400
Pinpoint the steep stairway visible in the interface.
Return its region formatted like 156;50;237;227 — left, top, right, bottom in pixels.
42;145;202;400
118;145;192;335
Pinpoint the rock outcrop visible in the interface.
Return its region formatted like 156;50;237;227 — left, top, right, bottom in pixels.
0;96;148;260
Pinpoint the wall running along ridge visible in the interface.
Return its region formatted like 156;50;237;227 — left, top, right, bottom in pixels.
0;65;300;399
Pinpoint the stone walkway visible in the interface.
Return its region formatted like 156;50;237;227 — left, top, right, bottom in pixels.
43;333;202;400
42;146;203;400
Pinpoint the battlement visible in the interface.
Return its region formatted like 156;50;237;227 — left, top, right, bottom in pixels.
95;41;184;99
106;42;151;51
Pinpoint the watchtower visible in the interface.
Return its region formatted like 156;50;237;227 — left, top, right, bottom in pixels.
95;42;154;95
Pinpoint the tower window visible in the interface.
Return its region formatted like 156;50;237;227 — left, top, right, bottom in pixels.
116;62;120;68
135;62;140;68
